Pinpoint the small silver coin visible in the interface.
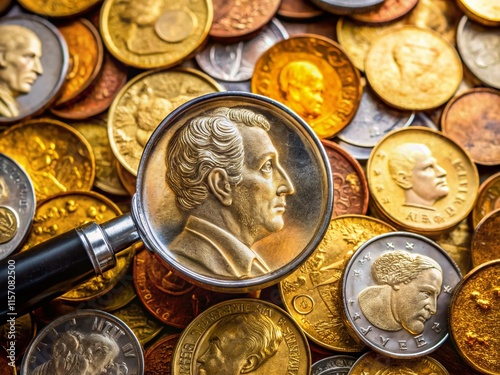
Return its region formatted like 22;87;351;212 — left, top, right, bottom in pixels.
341;231;462;358
309;0;385;15
0;153;35;259
311;355;357;375
21;309;144;374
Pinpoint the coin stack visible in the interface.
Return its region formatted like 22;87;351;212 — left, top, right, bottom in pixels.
0;0;499;374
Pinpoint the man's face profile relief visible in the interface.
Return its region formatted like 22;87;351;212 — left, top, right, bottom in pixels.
409;149;449;205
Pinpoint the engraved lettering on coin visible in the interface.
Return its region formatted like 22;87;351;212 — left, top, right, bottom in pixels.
279;61;324;121
0;24;43;118
196;311;283;375
166;107;295;278
0;206;16;243
388;143;449;210
358;250;443;335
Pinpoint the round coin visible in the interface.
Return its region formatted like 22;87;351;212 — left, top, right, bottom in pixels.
145;333;181;375
449;259;500;374
367;127;479;236
441;88;500;166
171;298;311;375
0;313;36;362
280;215;395;352
311;355;357;375
20;309;144;375
472;171;500;228
342;231;462;358
17;0;101;17
435;219;473;276
0;15;68;125
0;153;35;259
350;0;419;23
365;26;462;110
277;0;324;20
100;0;212;69
0;118;95;201
471;209;500;268
457;0;500;27
252;35;362;139
310;0;385;15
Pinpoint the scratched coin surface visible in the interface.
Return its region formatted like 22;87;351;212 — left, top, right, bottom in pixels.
252;35;362;139
145;333;181;375
367;127;479;235
20;309;144;375
342;231;462;358
365;26;462;110
171;298;311;375
280;215;395;352
311;355;357;375
0;118;95;201
17;0;102;17
0;153;35;259
449;259;500;374
472;171;500;228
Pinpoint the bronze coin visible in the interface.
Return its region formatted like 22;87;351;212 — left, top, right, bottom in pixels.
473;171;500;228
441;88;500;166
351;0;419;23
145;334;181;375
471;208;500;268
277;0;324;20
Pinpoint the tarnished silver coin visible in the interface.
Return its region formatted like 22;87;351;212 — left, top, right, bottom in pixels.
457;16;500;90
0;15;68;125
196;18;288;82
21;309;144;375
336;86;414;148
0;153;35;259
341;231;462;358
134;92;333;292
309;0;385;15
311;355;357;375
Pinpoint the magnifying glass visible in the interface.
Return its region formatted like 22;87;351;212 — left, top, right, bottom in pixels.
0;92;333;323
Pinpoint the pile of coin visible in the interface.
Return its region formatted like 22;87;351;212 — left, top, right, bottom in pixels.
0;0;499;374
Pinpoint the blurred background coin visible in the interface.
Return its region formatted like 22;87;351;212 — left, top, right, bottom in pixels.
277;0;324;20
471;209;500;268
310;0;385;15
17;0;102;17
472;171;500;228
311;355;357;375
350;0;419;23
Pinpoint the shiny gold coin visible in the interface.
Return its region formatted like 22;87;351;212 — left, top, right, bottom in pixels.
17;0;101;17
0;206;17;244
457;0;500;27
108;67;224;176
100;0;212;69
449;260;500;374
349;351;449;374
365;26;462;110
336;17;404;72
473;171;500;228
280;215;395;352
436;218;473;276
367;127;479;235
0;118;95;201
21;191;135;302
471;209;500;268
251;34;362;139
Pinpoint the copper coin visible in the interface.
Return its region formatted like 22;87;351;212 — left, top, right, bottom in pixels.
0;346;15;374
210;0;281;40
472;171;500;228
310;0;385;15
441;88;500;166
282;15;337;40
322;139;369;216
116;160;137;197
351;0;419;23
145;334;181;375
50;54;128;120
278;0;324;20
471;208;500;268
0;312;36;362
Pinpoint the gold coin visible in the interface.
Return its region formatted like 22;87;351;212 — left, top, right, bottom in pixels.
280;215;395;352
251;34;362;139
367;127;479;235
471;209;500;268
100;0;212;69
457;0;500;27
365;26;462;110
108;67;224;176
21;191;135;302
473;171;500;228
436;218;473;276
0;206;17;244
17;0;101;17
449;260;500;374
336;17;404;72
0;118;95;201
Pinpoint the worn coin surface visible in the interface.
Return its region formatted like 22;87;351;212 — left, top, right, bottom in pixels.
311;355;357;375
145;333;181;375
449;259;500;374
0;15;68;125
20;309;144;375
472;171;500;228
252;35;362;139
436;219;473;277
0;153;35;259
365;26;462;110
0;313;35;362
280;215;394;352
342;232;462;358
350;0;418;23
17;0;101;17
172;298;311;375
471;209;500;268
310;0;385;15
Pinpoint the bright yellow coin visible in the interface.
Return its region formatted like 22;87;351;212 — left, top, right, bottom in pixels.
17;0;100;17
457;0;500;27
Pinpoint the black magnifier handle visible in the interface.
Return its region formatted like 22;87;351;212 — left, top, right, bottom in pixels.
0;213;140;325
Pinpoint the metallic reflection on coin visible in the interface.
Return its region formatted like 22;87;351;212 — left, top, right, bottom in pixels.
20;309;144;375
409;112;438;130
135;92;332;292
310;0;384;15
171;298;311;375
472;171;500;228
0;15;68;125
196;18;288;82
311;355;357;375
471;209;500;268
0;153;35;259
342;232;462;358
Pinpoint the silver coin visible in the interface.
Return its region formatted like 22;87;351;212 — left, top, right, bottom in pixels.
21;309;144;375
336;86;414;148
311;355;357;375
341;231;462;358
196;18;288;82
0;153;35;259
410;112;439;130
310;0;384;15
457;16;500;90
0;15;68;125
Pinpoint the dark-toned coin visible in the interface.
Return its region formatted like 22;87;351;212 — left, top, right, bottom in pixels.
311;355;357;375
471;208;500;268
310;0;385;15
351;0;419;23
145;333;180;375
0;313;36;361
472;171;500;228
